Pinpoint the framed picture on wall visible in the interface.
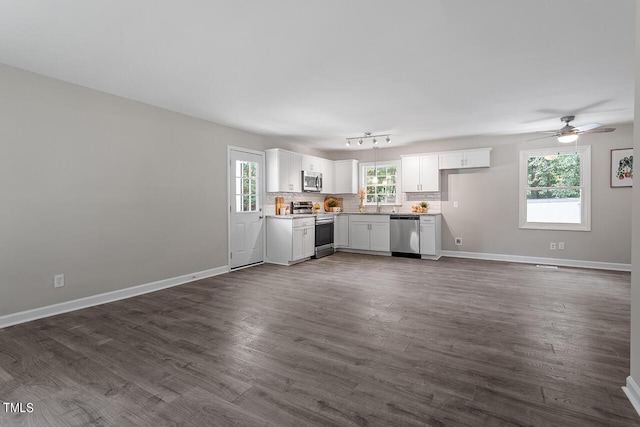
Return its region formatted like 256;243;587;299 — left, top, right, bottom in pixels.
611;148;633;188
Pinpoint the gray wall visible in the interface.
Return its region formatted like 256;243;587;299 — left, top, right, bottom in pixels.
327;125;633;264
0;64;271;317
630;0;640;383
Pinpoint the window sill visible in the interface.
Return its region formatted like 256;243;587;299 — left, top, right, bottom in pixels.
519;222;591;232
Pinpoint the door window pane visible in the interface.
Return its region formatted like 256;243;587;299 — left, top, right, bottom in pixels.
235;160;259;212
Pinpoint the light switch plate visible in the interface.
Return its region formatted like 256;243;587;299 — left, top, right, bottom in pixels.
54;274;65;288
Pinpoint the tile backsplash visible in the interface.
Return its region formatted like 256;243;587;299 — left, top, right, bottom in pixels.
265;192;441;215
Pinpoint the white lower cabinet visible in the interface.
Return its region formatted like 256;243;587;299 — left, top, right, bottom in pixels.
349;222;370;250
266;217;315;265
420;215;441;259
334;214;349;248
348;215;390;252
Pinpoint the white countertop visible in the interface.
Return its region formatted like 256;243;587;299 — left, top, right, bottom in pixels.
343;212;441;216
266;212;441;218
266;214;316;219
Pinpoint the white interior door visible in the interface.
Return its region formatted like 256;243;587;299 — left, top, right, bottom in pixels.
229;148;264;269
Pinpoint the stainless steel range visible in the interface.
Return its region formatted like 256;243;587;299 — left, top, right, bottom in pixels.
291;201;334;258
313;213;335;258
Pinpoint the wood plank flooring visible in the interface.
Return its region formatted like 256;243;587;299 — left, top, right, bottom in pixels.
0;253;638;426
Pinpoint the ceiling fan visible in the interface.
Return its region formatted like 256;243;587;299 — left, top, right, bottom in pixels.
527;116;616;143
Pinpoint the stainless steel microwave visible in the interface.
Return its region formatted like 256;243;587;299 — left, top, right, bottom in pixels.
302;171;322;192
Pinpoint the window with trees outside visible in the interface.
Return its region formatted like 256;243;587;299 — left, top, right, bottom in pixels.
235;160;259;212
519;145;591;231
360;162;399;205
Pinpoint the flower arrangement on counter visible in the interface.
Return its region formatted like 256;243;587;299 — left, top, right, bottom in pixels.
358;187;366;212
411;201;429;213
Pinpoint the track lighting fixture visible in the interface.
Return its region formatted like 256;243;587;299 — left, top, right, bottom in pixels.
345;132;391;148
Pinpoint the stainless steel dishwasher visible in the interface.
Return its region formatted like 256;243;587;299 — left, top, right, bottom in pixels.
390;215;421;258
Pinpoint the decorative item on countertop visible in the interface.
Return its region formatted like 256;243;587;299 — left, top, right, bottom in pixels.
275;197;285;215
313;202;321;213
412;201;429;213
323;197;342;212
358;187;366;212
326;199;338;212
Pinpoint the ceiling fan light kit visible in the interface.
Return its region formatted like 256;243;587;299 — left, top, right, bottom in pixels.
346;132;390;147
558;134;579;143
527;115;616;143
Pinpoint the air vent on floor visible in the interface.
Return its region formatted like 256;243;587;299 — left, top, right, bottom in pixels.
536;265;559;269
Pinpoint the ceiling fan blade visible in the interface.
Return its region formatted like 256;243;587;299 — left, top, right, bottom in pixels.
575;123;602;132
526;134;557;142
578;127;616;134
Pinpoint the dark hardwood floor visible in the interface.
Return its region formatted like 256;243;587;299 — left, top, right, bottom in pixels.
0;253;638;426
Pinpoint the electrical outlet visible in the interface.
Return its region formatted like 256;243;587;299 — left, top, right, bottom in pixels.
558;242;565;250
550;242;557;250
455;237;462;245
54;274;65;288
453;201;459;208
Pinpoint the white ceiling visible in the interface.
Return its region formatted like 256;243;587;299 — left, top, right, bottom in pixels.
0;1;635;150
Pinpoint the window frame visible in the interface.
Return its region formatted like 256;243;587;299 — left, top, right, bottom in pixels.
519;145;591;231
359;160;402;206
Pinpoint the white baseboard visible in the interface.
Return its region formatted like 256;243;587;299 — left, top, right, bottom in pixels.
0;265;229;329
440;250;631;272
623;376;640;417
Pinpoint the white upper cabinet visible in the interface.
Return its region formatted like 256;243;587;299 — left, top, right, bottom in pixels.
301;154;320;173
439;148;491;170
266;148;302;192
402;156;420;192
302;154;335;193
334;159;359;194
401;154;439;192
320;158;334;194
